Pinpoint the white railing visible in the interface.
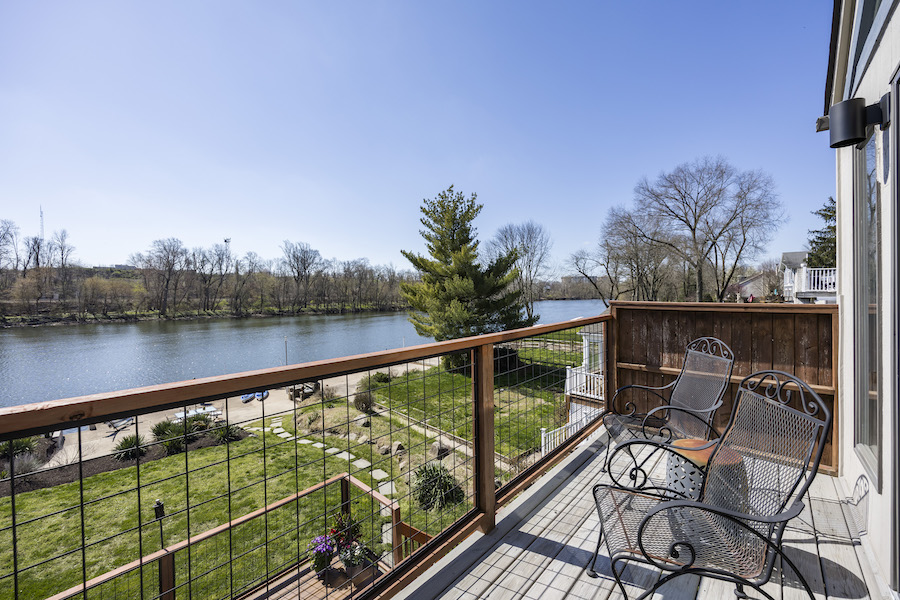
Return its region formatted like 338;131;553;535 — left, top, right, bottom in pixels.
805;267;837;292
783;267;836;300
541;415;590;456
565;365;604;400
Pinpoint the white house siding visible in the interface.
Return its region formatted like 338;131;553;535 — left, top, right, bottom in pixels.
832;1;899;591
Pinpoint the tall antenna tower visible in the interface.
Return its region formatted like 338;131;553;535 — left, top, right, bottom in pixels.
40;206;45;240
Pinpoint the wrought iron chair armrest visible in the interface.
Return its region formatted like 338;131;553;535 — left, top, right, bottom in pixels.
647;498;805;525
634;500;806;573
609;380;676;416
592;481;678;503
607;438;707;491
642;405;723;442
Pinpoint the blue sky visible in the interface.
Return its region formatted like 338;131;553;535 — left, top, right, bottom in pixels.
0;2;835;273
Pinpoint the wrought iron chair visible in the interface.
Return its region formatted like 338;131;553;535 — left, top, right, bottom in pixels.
600;336;734;471
587;370;832;600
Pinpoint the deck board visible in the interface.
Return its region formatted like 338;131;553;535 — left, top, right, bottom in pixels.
393;432;879;600
248;431;882;600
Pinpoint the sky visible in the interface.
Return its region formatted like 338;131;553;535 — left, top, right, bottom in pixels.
0;2;836;274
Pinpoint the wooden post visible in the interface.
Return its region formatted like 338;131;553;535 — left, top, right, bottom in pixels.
391;505;403;565
340;476;351;516
607;308;617;406
158;552;175;600
473;344;496;533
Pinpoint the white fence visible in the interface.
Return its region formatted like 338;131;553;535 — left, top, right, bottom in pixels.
565;365;604;400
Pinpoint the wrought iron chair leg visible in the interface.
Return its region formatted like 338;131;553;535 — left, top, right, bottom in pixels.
610;555;632;600
734;583;748;598
586;527;604;577
601;438;611;472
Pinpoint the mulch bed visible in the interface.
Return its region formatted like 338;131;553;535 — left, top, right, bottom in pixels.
0;430;250;498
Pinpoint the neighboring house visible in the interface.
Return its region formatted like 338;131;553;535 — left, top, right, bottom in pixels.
732;272;766;301
779;250;837;304
821;0;899;594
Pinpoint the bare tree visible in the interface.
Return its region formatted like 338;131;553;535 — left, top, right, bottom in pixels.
51;230;75;301
130;238;188;317
633;156;781;301
487;221;552;322
281;240;322;310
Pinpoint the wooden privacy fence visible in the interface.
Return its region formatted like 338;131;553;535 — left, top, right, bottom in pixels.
608;301;839;472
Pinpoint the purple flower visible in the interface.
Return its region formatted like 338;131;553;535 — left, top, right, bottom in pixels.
308;535;335;556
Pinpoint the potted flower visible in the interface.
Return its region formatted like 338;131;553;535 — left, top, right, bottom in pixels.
339;542;371;586
307;535;335;579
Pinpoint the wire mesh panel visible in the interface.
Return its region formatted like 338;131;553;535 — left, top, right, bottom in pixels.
0;316;610;600
494;321;606;486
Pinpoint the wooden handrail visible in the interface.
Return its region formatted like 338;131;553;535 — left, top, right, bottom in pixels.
45;472;404;600
0;314;611;437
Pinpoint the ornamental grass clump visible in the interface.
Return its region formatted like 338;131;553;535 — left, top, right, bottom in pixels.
413;461;464;511
113;434;146;461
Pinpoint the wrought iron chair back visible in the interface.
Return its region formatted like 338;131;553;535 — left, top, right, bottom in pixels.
601;336;733;470
697;371;831;579
665;339;736;439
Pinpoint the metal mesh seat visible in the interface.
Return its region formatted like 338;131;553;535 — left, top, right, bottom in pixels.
588;371;832;600
601;337;734;470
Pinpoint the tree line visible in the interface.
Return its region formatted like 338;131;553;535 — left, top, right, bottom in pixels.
0;222;418;319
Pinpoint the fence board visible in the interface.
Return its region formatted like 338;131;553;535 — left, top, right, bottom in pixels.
609;302;838;469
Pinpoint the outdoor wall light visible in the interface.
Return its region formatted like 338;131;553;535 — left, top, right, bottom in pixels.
818;93;891;148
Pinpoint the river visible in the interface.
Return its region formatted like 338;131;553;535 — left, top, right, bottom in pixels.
0;299;607;408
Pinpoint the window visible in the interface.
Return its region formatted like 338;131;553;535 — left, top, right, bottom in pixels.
854;132;882;486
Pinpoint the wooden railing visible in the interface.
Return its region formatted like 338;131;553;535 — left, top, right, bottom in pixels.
47;472;427;600
0;303;841;600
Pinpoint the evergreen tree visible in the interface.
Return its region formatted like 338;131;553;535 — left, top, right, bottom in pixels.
400;186;535;347
806;197;836;267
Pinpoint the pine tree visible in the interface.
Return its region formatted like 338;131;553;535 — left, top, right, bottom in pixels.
806;197;836;268
400;186;535;347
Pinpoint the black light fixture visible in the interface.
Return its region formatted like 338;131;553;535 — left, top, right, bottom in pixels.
819;93;891;147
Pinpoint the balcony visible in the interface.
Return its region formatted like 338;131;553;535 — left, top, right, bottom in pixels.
0;302;852;600
783;267;837;304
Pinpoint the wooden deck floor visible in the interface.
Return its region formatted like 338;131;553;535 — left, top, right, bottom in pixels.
396;433;885;600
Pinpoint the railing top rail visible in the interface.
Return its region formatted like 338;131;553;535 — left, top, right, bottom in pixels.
0;314;610;437
609;301;838;314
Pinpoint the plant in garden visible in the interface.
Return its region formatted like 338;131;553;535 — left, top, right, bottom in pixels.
413;461;464;511
211;424;242;444
113;434;146;461
330;512;361;551
307;535;335;573
339;542;368;567
353;390;373;413
0;437;36;457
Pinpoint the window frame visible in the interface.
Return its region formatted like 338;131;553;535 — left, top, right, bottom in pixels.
853;128;883;490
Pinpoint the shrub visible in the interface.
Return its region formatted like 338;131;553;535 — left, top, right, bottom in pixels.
370;371;391;385
113;434;146;461
0;437;37;457
212;424;242;444
353;391;373;413
413;462;464;511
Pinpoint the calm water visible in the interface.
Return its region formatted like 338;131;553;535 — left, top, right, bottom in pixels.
0;299;607;408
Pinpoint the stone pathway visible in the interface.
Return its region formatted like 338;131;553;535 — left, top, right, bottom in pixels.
251;422;401;496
